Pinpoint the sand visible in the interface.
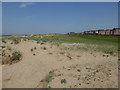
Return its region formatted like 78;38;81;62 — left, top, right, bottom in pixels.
1;40;118;88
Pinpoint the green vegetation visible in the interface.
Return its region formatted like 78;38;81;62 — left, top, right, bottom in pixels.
45;76;54;83
61;79;67;84
30;49;33;52
2;34;118;45
33;53;36;56
2;34;118;44
43;47;47;50
10;51;22;61
2;40;6;43
12;39;20;44
48;86;51;88
1;46;6;48
77;69;81;72
2;34;118;55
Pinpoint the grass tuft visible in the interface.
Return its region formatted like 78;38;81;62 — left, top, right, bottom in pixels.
10;51;22;61
61;79;67;84
45;76;54;83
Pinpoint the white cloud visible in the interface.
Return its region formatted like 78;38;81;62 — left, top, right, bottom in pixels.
19;2;34;8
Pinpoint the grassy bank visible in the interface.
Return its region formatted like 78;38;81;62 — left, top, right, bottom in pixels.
2;34;118;44
2;34;119;55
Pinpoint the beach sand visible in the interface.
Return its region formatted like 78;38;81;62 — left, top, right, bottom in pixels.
2;40;118;88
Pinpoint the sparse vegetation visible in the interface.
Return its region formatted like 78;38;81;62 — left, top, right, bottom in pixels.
45;76;54;83
2;50;5;56
40;42;44;45
43;47;47;50
10;51;22;61
8;48;12;51
48;86;51;88
48;52;53;55
61;79;67;84
2;40;6;43
49;70;54;74
76;55;81;57
31;49;33;52
1;34;118;88
2;34;118;55
33;53;36;56
37;41;40;44
67;55;72;60
34;47;37;49
77;69;80;72
59;52;65;55
1;46;6;48
12;39;20;44
2;49;22;65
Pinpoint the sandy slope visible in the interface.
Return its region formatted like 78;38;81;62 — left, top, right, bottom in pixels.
2;40;118;88
0;65;2;89
0;41;2;89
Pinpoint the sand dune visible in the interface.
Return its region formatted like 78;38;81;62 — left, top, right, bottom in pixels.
2;40;118;88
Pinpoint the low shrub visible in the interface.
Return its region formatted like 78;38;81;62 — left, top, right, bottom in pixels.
45;76;54;83
43;47;47;50
1;46;6;48
10;51;22;61
2;40;6;43
61;79;67;84
77;69;80;72
31;49;33;51
12;39;20;44
34;47;37;49
33;53;36;56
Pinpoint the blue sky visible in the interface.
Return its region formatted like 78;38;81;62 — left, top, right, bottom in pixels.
2;2;118;35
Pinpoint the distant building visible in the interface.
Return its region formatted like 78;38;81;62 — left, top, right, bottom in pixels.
67;28;120;36
78;32;84;35
106;29;113;35
98;30;105;35
67;32;76;34
113;28;120;35
84;30;96;35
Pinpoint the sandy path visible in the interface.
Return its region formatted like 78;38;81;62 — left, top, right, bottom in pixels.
2;40;118;88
